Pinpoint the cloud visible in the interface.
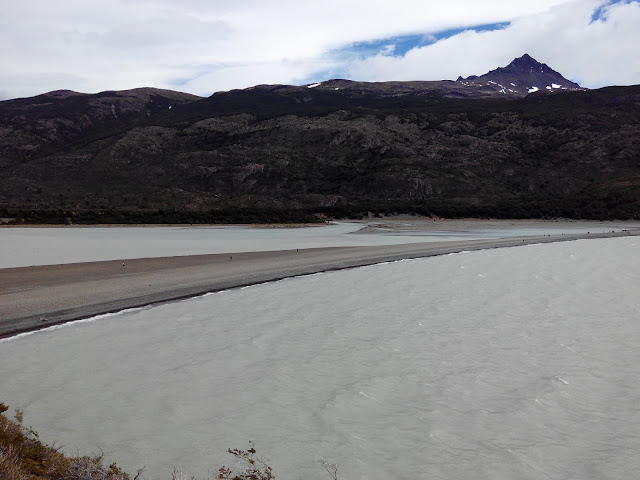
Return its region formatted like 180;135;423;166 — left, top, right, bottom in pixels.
0;0;638;99
338;0;640;88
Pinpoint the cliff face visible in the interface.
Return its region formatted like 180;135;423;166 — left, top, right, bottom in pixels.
1;58;640;222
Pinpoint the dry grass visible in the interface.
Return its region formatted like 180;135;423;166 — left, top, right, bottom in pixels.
0;402;132;480
2;403;338;480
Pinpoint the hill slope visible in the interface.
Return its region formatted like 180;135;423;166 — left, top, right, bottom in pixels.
1;56;639;223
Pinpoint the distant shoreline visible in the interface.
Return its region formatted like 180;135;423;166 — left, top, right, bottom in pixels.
2;229;638;339
0;222;327;229
0;216;634;228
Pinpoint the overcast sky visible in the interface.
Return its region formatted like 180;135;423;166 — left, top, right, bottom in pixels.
1;0;639;100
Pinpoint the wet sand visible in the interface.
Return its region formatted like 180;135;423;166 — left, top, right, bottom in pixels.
350;216;639;234
1;229;637;338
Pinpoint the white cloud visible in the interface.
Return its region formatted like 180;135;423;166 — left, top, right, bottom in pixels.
342;0;640;88
380;44;397;56
0;0;638;99
178;58;337;94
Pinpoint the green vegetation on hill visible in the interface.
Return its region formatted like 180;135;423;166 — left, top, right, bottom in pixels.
2;83;640;222
2;207;321;225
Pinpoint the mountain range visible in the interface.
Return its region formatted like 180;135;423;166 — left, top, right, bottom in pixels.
1;54;639;223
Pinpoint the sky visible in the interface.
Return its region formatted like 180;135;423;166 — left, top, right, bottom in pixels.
1;0;639;100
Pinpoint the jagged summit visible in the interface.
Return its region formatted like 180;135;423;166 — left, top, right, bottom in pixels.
505;53;548;72
510;53;546;69
457;54;583;95
291;54;583;99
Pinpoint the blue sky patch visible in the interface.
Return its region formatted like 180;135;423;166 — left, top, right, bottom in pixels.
335;22;509;59
591;0;637;22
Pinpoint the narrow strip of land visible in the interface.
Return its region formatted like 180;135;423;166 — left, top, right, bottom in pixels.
1;230;637;338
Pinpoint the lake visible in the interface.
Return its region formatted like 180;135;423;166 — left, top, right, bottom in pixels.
1;225;639;479
1;218;634;268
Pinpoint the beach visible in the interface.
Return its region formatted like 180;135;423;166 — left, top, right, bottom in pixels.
1;226;636;338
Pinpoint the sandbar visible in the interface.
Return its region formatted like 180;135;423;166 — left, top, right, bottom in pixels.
1;229;637;338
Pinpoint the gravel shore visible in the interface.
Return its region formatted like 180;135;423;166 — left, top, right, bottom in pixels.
1;229;637;338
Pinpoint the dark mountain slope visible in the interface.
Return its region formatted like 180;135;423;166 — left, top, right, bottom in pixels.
1;58;639;223
0;88;202;164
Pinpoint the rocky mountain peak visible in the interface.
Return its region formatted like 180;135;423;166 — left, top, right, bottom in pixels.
509;53;541;70
499;54;561;78
457;54;583;96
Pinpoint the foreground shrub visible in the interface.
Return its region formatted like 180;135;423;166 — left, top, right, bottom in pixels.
0;402;132;480
2;403;338;480
216;446;274;480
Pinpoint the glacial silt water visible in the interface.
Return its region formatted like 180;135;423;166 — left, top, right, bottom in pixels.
1;220;634;268
1;237;639;479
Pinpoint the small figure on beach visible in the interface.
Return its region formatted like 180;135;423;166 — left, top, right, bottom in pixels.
122;263;125;268
230;256;232;261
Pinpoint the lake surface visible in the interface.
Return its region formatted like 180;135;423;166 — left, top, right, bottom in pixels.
1;219;636;268
2;236;640;479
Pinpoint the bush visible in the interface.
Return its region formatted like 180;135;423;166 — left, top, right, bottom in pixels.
0;402;134;480
2;403;338;480
216;446;274;480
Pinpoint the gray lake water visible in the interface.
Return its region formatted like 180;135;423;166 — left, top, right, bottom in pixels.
2;236;640;479
1;220;635;268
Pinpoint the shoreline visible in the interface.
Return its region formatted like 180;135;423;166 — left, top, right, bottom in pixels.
0;222;329;229
1;229;638;339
